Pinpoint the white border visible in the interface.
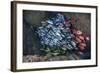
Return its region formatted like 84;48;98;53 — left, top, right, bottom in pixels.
17;3;96;69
